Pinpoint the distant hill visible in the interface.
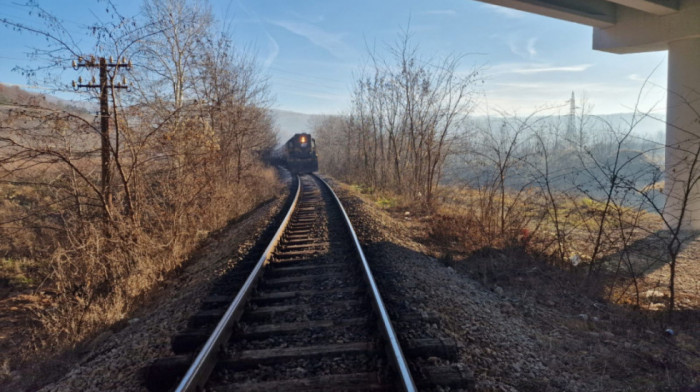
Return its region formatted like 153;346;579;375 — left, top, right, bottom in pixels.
0;84;327;144
593;112;666;138
0;83;91;113
468;111;666;143
0;83;49;106
1;83;666;148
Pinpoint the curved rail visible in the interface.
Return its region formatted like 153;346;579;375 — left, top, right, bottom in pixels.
174;176;301;392
315;174;417;392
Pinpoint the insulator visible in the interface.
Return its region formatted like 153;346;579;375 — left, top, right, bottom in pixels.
128;60;132;69
122;76;127;85
78;76;83;83
109;56;114;63
91;76;96;84
72;80;76;88
72;60;77;68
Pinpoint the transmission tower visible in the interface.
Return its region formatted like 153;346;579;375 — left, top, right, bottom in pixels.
566;91;576;141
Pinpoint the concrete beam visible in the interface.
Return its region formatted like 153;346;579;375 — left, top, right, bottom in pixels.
477;0;616;27
607;0;678;15
593;1;700;53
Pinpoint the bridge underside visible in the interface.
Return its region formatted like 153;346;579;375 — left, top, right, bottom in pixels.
477;0;700;229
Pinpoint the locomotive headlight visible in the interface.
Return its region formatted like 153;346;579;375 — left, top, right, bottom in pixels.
300;136;307;143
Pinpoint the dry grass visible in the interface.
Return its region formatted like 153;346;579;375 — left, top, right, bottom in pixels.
1;96;281;363
432;186;659;263
367;183;697;317
0;163;281;363
430;186;540;255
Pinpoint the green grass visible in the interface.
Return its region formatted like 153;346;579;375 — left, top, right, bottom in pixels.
351;184;374;194
348;183;401;208
376;196;397;209
1;257;35;289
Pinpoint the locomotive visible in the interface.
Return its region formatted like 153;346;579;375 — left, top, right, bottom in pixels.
282;133;318;174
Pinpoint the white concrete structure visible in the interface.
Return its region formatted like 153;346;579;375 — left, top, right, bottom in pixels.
477;0;700;229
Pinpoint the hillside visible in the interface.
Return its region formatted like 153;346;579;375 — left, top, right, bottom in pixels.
1;84;328;147
0;84;44;106
0;83;90;113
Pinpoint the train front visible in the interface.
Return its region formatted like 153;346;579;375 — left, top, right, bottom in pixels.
286;133;319;174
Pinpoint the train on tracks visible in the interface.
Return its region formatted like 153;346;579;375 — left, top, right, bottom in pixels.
280;133;318;174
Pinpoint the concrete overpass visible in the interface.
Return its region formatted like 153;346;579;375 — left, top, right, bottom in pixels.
477;0;700;230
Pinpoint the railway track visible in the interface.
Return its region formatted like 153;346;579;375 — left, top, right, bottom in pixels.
145;173;471;391
146;174;413;391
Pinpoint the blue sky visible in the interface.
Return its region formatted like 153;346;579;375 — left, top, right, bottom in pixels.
0;0;668;116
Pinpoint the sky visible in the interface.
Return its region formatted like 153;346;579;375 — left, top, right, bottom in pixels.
0;0;669;116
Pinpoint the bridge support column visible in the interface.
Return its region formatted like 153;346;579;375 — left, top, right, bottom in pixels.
665;37;700;230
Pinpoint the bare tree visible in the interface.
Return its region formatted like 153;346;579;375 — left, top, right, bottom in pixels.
340;31;478;204
139;0;213;110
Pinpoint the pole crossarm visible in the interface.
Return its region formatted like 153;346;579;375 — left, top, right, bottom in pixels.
72;55;132;91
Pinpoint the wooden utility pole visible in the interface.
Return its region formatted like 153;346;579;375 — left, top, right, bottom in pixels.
72;55;131;218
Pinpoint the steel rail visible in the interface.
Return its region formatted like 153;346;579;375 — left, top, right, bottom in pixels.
174;175;301;392
315;175;417;392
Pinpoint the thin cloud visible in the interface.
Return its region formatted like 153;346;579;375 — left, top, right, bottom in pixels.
526;37;537;57
284;90;348;101
481;3;527;18
479;79;666;116
507;35;538;59
487;62;593;75
490;82;546;89
270;19;355;59
513;64;592;74
424;9;457;16
263;33;279;70
628;73;648;82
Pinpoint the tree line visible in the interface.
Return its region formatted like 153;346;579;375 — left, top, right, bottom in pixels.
315;33;479;205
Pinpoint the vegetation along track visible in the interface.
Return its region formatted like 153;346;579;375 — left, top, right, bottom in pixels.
145;174;418;391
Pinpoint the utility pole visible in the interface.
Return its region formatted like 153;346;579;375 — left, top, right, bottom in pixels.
72;56;131;218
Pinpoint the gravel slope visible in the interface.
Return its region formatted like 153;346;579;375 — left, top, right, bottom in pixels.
329;178;699;392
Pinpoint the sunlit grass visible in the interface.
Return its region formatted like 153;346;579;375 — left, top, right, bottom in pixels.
0;257;35;289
